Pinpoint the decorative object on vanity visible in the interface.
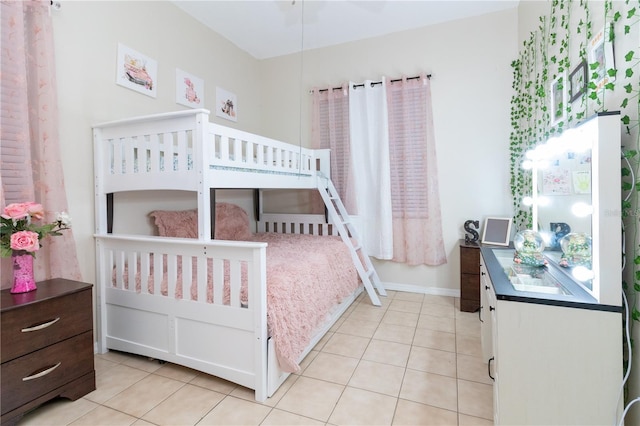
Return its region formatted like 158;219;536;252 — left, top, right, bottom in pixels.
513;230;547;266
0;202;72;293
559;232;592;268
1;279;95;425
548;222;571;250
463;219;480;244
481;217;512;246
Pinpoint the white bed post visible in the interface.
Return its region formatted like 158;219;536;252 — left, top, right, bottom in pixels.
195;110;211;240
315;149;331;180
93;126;109;354
252;245;268;401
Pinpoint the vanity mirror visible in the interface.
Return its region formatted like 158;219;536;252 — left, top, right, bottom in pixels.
523;111;621;306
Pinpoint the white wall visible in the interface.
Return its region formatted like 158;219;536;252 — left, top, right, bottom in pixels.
51;0;264;283
50;2;517;298
260;8;518;294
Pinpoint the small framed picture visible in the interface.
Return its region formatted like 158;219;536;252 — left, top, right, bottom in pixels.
481;217;513;246
216;86;237;122
569;60;587;103
116;43;157;98
176;69;204;108
550;72;567;126
588;25;616;92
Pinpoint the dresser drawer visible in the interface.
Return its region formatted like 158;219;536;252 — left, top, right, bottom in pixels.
1;331;94;415
1;289;92;363
461;273;480;301
460;246;480;274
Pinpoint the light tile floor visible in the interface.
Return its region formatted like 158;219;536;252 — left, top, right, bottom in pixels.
18;291;493;426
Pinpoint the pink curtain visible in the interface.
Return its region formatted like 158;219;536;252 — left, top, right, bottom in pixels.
311;84;357;214
1;0;82;287
386;75;446;266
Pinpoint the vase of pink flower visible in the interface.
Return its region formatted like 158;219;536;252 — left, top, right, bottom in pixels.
0;202;72;293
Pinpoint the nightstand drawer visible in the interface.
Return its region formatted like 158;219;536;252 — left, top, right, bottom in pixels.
460;247;480;274
1;289;92;363
0;331;94;415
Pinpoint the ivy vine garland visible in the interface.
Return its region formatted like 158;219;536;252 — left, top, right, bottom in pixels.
509;0;640;392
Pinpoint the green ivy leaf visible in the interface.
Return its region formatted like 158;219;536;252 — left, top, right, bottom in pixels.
624;83;633;93
626;150;638;159
607;68;617;78
614;11;621;21
625;51;635;62
621;98;629;108
622;167;632;176
633;307;640;322
589;62;600;70
605;82;615;91
622;115;631;125
623;182;633;191
625;25;631;35
628;7;636;19
626;68;634;78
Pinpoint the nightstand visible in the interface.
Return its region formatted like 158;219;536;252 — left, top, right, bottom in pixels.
1;279;96;425
459;240;481;312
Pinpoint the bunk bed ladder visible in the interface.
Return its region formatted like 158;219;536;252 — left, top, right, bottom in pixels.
317;179;387;307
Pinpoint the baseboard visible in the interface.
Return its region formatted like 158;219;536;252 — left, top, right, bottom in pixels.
382;281;460;298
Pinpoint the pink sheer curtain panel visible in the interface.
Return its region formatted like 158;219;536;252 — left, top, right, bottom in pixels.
386;75;446;266
1;0;82;287
311;84;356;214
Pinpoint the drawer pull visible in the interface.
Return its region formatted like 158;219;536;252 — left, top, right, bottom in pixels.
21;317;60;332
22;362;61;381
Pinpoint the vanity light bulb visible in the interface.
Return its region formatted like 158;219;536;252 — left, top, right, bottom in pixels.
571;202;593;217
572;266;594;282
522;196;534;206
522;160;534;170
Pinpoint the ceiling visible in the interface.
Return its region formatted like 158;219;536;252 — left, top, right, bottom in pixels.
172;0;520;59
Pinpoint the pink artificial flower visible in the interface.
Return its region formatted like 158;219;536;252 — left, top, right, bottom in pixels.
25;202;44;220
10;231;40;252
2;203;31;220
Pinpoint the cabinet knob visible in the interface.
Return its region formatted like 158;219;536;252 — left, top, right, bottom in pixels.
485;285;490;290
481;271;486;276
489;306;495;311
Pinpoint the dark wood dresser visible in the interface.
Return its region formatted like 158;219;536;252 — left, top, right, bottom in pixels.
1;279;95;425
459;240;481;312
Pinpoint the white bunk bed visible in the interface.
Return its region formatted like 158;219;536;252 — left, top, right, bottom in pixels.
93;109;383;401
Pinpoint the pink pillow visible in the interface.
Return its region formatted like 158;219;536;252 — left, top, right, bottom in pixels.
215;202;252;241
149;209;198;238
148;203;251;240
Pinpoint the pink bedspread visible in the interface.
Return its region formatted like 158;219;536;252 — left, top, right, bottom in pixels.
254;233;359;372
114;233;359;373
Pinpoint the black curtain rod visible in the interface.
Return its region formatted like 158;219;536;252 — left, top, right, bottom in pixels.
316;74;431;93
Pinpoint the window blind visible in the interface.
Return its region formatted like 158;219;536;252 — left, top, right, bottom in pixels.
1;1;34;205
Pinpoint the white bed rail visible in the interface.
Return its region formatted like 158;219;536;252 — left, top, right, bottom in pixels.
94;234;270;399
257;213;339;236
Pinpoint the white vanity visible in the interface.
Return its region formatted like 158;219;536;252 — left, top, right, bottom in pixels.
479;112;624;425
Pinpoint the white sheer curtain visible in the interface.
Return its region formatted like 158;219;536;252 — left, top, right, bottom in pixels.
349;79;393;260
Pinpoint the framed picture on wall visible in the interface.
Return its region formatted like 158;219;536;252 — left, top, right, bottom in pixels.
569;60;587;103
550;72;567;126
216;87;237;122
175;68;204;108
588;25;616;92
115;43;157;98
